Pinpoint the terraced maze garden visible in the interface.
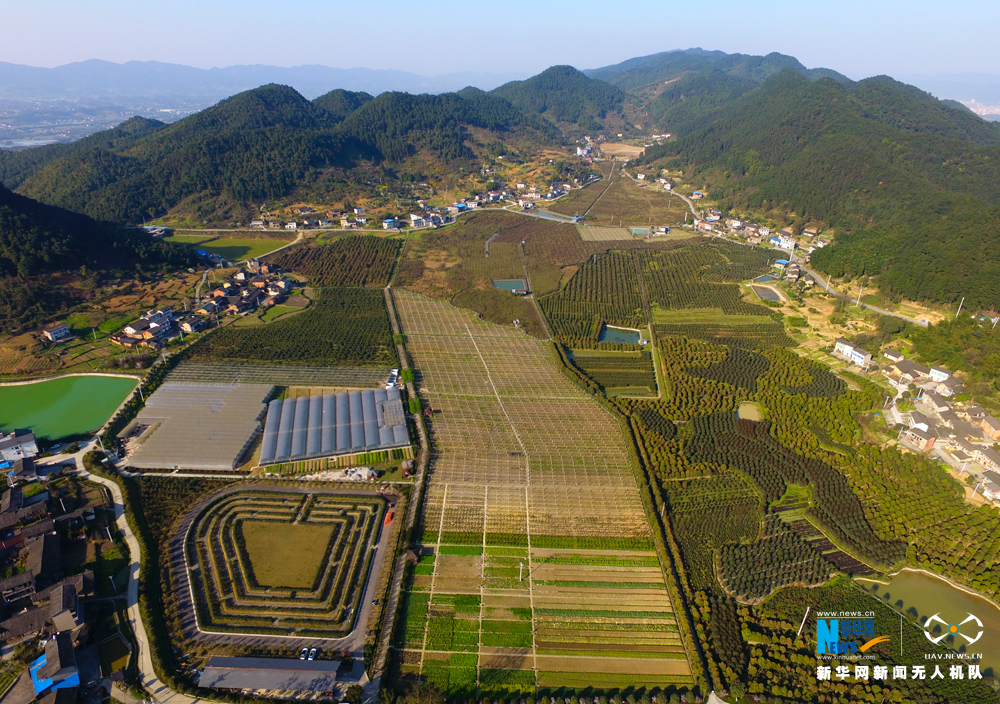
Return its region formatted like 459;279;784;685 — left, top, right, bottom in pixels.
392;291;693;697
185;489;386;638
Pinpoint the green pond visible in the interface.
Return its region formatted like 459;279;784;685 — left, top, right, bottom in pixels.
858;569;1000;673
0;375;138;439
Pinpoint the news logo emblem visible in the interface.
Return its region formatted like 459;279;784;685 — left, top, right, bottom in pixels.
816;618;890;654
923;613;983;646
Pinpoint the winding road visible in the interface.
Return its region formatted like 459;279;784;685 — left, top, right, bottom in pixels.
794;260;929;327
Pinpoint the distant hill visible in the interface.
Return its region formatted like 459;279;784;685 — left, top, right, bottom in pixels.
0;183;195;329
492;66;627;133
636;68;1000;309
587;48;850;91
0;83;553;224
586;48;851;134
0;59;527;101
312;89;374;122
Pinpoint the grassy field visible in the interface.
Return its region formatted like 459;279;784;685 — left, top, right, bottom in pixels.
549;170;689;226
260;304;301;322
191;237;291;260
393;291;691;696
0;375;137;438
241;521;335;588
651;307;774;325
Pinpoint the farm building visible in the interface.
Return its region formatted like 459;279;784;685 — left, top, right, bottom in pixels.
198;657;340;692
123;382;272;470
257;389;409;466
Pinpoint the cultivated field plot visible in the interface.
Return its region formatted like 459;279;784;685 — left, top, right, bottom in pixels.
576;225;635;242
393;291;691;695
185;489;385;638
169;361;391;387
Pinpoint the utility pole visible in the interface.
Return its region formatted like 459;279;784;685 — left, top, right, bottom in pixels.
956;297;965;317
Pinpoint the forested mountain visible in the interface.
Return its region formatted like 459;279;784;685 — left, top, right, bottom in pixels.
492;65;626;132
0;83;552;224
636;69;1000;308
0;183;196;329
336;89;555;162
312;89;373;122
587;48;850;91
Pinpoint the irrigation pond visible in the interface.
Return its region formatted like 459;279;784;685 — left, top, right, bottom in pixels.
599;324;642;344
0;375;138;439
858;569;1000;673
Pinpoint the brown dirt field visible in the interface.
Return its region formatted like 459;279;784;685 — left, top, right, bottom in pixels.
483;595;531;610
423;651;449;661
537;641;684;653
530;548;658;559
535;655;690;675
479;649;533;669
601;143;645;158
531;565;664;582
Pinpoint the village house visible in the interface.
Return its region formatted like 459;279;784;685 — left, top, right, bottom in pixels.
901;425;936;451
832;339;872;368
975;448;1000;474
0;431;39;464
41;323;72;343
882;348;905;363
981;415;1000;442
929;366;953;383
982;470;1000;503
922;391;950;413
884;360;930;384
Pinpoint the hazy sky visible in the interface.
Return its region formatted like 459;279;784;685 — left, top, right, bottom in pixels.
4;0;1000;79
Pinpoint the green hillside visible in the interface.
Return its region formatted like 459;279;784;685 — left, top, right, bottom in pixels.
0;183;196;329
587;48;850;92
636;69;1000;309
312;88;373;122
0;84;552;224
492;65;626;132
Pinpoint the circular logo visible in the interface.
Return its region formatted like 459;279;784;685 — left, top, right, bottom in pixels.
923;613;983;645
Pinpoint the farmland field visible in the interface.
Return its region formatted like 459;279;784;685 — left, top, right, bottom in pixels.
188;288;397;367
240;521;336;588
393;291;692;696
185;488;385;637
548;168;688;226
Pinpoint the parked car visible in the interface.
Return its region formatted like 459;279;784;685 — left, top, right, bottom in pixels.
308;648;317;661
299;648;308;660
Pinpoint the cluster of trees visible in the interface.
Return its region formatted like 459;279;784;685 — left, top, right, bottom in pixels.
190;288;397;367
686;346;770;392
717;517;833;602
686;412;905;567
540;251;645;343
269;236;401;288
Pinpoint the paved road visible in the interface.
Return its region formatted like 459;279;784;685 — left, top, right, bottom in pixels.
790;256;929;327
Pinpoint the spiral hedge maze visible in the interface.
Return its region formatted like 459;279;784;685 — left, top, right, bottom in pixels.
185;489;385;638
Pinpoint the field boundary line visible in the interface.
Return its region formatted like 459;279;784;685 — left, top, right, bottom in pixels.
463;324;530;481
420;483;449;677
525;484;540;694
583;161;617;218
476;485;488;697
